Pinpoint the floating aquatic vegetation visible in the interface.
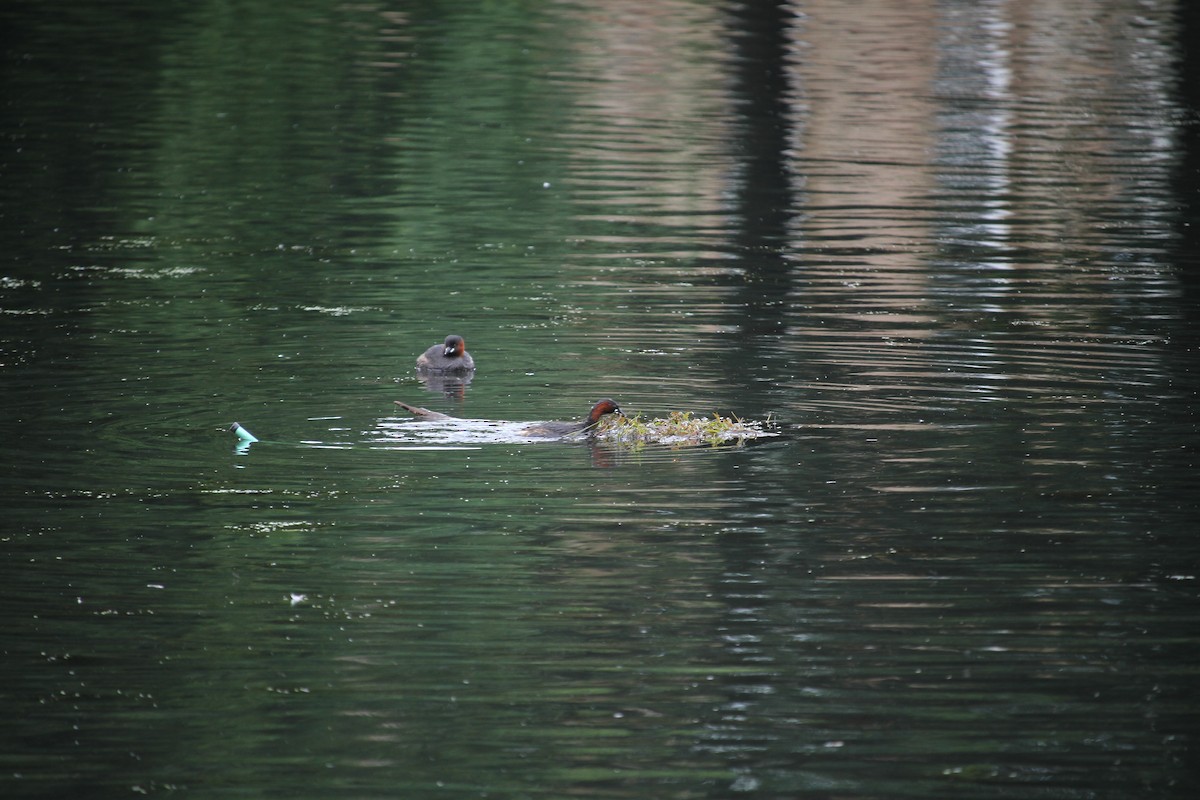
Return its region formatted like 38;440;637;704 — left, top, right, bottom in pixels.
594;410;778;448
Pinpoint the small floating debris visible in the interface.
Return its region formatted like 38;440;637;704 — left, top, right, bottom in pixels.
594;410;778;448
228;422;259;454
229;422;258;443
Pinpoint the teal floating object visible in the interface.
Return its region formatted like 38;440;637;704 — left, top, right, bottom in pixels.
229;422;258;443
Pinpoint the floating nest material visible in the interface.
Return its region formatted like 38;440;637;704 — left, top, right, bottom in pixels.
593;410;778;448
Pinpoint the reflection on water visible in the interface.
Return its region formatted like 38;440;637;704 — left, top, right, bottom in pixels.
415;370;473;399
2;0;1198;798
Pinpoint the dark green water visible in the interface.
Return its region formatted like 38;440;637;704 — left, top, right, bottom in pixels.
3;1;1198;798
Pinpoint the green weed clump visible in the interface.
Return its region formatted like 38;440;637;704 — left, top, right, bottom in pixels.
596;410;776;448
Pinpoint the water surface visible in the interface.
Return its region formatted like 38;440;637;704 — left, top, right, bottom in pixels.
2;1;1198;798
